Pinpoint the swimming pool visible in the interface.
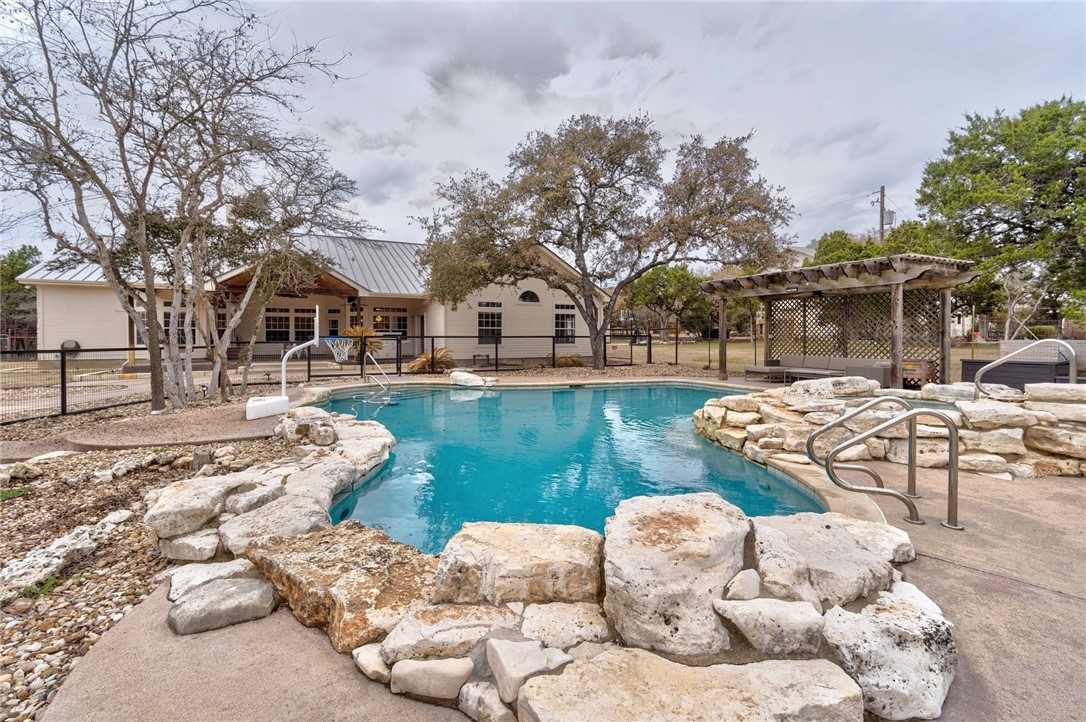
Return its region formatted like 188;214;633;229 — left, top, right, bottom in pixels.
324;384;826;553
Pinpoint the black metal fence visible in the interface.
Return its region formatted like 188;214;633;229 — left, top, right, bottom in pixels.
1;330;696;423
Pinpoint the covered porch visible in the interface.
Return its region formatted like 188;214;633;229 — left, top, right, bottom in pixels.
700;254;980;388
216;268;431;363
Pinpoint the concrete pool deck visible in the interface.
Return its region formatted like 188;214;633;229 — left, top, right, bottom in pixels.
41;458;1085;721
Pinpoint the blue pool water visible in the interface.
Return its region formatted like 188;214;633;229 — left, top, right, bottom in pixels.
325;384;826;553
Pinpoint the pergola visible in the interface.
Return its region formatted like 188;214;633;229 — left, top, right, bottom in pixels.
700;254;980;388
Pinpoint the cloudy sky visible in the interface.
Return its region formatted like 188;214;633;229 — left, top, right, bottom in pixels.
3;2;1083;255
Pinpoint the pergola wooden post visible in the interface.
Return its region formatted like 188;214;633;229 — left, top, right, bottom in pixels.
717;298;728;380
939;287;953;383
890;282;904;389
699;254;979;389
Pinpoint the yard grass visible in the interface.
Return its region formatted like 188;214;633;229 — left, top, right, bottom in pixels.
611;338;1003;382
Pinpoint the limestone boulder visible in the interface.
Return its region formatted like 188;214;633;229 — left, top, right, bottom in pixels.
790;376;875;397
166;558;261;602
1024;426;1086;460
487;639;572;703
822;582;957;720
777;424;818;452
955;399;1054;430
722;410;761;427
958;428;1028;456
755;514;894;610
459;681;515;722
719;394;767;413
166;577;278;635
759;405;808;425
752;524;822;612
959;452;1009;474
713;598;825;656
222;481;285;516
247;522;437;653
745;423;778;441
520;602;611;650
713;428;747;450
724;569;761;600
381;603;522;664
1024;382;1086;403
276;406;334;443
282;454;361;508
333;427;395;475
824;513;915;564
450;371;494;387
603;493;750;660
158;528;221;561
390;658;474;699
219;495;331;556
1023;400;1086;423
0;525;99;604
1009;454;1082;478
432;522;603;605
352;643;391;683
887;438;950;468
516;649;863;722
143;472;256;539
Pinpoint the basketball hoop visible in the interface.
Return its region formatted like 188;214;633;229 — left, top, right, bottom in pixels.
324;337;357;364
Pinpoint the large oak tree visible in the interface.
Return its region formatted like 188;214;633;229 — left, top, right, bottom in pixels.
418;114;792;369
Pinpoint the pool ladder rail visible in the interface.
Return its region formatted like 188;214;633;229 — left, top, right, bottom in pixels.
973;338;1078;400
363;352;397;407
805;397;963;530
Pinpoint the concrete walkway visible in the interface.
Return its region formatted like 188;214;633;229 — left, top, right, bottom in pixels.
41;458;1086;721
42;588;461;722
865;461;1086;721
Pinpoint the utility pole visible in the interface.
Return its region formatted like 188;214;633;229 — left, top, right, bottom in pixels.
878;185;886;244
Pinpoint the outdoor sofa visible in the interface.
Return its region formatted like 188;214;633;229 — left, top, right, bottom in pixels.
745;354;891;386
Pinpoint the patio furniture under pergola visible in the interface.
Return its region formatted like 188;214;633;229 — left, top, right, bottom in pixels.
700;254;980;388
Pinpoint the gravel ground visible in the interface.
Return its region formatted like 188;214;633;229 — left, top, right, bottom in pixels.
0;435;295;721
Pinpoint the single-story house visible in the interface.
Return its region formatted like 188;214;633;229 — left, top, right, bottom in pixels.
17;236;605;367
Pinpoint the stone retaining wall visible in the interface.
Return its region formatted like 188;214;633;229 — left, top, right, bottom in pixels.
694;378;1086;480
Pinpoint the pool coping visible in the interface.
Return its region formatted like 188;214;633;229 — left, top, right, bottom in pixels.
301;378;887;525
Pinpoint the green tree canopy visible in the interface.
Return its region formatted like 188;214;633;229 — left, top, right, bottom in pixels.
624;265;708;330
0;244;42;336
917;97;1086;293
418;113;792;368
806;230;881;265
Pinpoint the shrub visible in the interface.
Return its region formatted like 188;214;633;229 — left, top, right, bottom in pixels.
1024;325;1056;339
406;347;457;373
545;353;585;367
343;325;384;354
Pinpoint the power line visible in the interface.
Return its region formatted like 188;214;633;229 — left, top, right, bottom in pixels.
796;190;879;217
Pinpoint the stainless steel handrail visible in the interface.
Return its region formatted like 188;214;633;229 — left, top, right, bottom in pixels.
806;397;918;495
364;351;392;391
825;409;963;530
974;339;1078;399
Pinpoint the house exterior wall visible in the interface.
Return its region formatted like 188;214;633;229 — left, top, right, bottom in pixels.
36;284;132;350
438;278;595;366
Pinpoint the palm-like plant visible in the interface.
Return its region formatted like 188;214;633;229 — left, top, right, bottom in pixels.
406;347;457;373
343;325;383;358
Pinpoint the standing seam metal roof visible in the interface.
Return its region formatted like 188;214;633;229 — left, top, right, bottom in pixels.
16;236;428;296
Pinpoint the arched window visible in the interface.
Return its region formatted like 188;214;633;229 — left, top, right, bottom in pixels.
518;290;540;303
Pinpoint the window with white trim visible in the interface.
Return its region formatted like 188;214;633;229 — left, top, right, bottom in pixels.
478;312;502;344
478;301;502;308
294;314;314;341
265;313;290;343
555;303;575;310
518;291;539;303
555;313;576;344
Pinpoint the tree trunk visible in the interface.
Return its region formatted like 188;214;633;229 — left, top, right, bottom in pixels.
589;327;607;370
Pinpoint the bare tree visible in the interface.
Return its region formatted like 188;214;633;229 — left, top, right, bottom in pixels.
0;0;361;408
419;114;791;369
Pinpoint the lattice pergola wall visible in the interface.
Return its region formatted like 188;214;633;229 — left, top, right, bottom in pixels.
766;289;943;378
700;254;980;387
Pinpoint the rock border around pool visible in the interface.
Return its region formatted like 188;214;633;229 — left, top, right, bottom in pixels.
694;377;1086;479
139;401;958;721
